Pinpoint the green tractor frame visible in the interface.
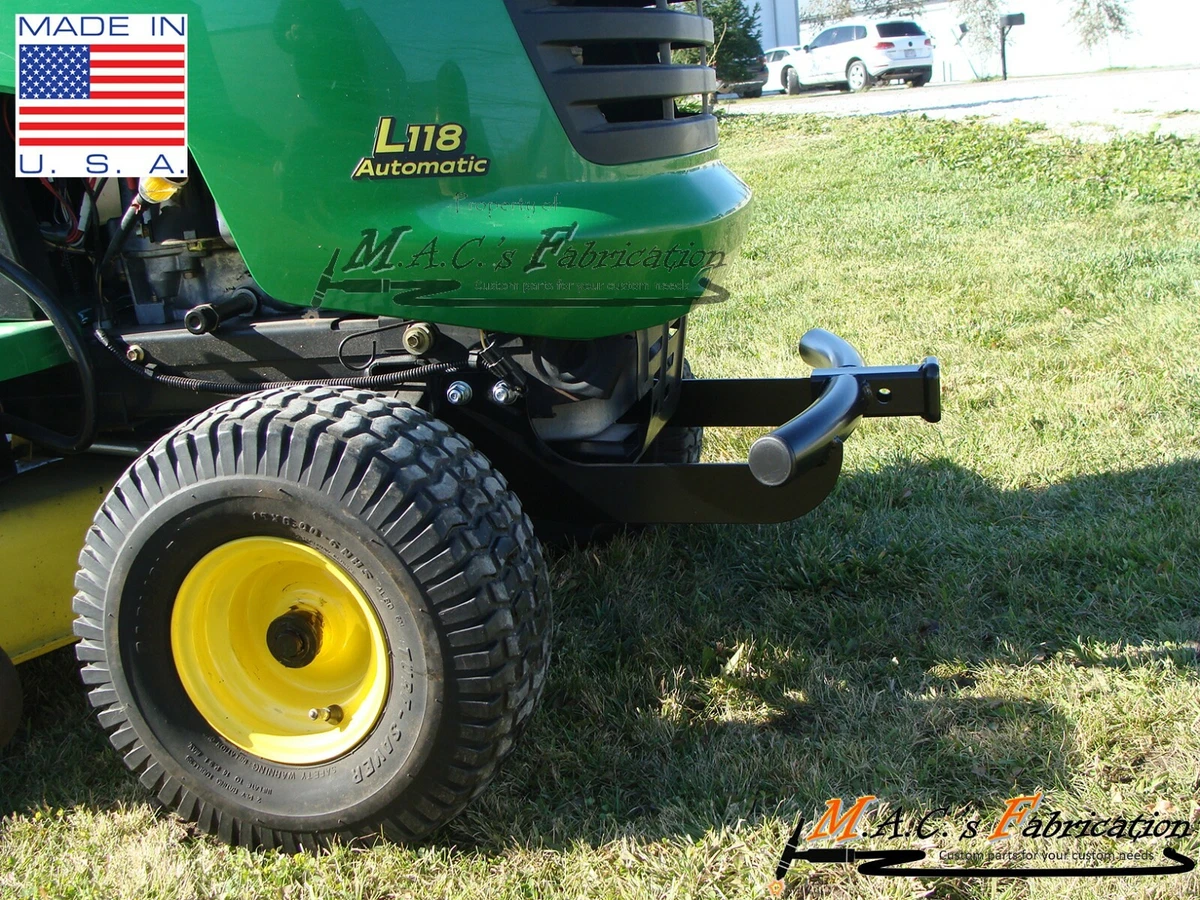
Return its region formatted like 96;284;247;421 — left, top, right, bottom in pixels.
0;2;939;849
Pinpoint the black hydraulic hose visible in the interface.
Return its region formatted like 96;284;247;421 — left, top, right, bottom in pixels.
0;253;99;453
93;327;465;394
96;196;141;274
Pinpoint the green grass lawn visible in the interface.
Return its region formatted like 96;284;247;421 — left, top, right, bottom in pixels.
3;114;1199;899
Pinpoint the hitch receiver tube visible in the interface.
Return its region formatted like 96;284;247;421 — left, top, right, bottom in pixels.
440;328;939;525
748;329;940;487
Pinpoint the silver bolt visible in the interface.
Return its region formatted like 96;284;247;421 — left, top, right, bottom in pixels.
125;344;145;363
489;380;519;406
445;381;473;406
307;705;343;725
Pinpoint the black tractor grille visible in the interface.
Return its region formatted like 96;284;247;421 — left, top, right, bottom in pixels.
505;0;718;165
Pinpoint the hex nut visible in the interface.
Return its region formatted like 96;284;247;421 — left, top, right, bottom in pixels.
402;322;436;356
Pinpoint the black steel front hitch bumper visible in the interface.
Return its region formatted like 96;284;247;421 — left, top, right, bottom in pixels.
439;329;940;525
746;329;940;486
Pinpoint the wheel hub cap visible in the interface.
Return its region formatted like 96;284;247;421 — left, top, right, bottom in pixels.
266;609;322;668
171;537;389;764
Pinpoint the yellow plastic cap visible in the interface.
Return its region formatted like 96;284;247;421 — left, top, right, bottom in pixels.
138;176;188;204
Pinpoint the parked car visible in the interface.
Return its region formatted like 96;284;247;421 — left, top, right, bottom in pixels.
764;45;805;94
718;54;768;98
791;20;933;93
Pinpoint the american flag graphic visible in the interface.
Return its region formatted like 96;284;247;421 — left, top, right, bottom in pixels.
16;39;187;149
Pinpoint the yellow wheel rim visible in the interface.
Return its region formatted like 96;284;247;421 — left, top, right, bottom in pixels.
171;537;389;765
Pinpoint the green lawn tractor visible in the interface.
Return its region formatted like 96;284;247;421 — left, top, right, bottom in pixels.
0;2;940;850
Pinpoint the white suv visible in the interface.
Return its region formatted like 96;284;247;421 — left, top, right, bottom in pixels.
764;45;805;94
784;20;933;93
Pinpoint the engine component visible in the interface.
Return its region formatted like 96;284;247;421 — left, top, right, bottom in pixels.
97;176;189;276
137;176;188;205
184;288;259;335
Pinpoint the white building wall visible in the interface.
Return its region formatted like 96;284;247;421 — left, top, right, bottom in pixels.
756;0;800;51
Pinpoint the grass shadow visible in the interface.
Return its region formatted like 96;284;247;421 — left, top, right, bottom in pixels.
451;456;1198;851
0;647;142;817
1;459;1196;858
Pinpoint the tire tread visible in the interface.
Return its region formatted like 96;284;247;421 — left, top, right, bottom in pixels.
73;386;550;848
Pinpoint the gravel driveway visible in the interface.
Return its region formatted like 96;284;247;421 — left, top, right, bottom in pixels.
726;66;1200;140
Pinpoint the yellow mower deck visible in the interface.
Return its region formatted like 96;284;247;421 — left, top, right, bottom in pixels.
0;455;126;664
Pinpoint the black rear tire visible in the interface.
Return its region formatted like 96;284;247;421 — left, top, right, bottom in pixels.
785;67;802;95
73;386;550;849
0;646;22;748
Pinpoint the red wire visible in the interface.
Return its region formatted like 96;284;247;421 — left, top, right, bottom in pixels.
38;177;81;243
7;97;82;243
